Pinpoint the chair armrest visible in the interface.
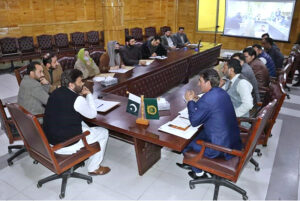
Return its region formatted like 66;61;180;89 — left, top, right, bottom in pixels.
51;131;90;151
196;140;243;157
34;113;44;118
237;117;256;123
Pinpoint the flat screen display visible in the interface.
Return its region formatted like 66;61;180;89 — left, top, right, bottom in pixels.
223;0;296;41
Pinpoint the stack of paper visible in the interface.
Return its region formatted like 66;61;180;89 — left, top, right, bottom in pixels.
109;66;134;73
159;115;201;139
149;56;167;60
140;60;154;65
94;99;120;112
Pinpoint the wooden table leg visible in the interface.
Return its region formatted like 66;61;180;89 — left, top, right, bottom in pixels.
133;138;162;176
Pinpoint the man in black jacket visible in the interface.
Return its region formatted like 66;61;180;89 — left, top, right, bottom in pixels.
141;36;167;59
119;36;146;66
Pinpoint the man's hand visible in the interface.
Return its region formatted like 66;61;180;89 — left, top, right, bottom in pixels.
40;77;49;85
151;53;157;57
139;60;146;65
185;90;195;102
81;86;91;96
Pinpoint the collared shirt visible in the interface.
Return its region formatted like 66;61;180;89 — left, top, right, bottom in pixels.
223;74;253;117
166;36;175;47
180;35;185;44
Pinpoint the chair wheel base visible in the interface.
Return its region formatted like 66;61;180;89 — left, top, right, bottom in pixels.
257;152;262;157
8;149;12;154
255;166;260;171
87;178;93;184
189;183;195;189
243;195;248;200
37;183;42;188
8;161;13;166
59;193;65;199
33;160;38;164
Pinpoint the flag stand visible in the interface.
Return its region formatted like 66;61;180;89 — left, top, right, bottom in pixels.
136;95;149;125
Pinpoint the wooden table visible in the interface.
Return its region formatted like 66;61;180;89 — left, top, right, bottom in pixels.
86;42;222;175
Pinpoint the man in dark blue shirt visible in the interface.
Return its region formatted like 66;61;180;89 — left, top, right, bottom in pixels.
177;68;242;179
253;44;276;77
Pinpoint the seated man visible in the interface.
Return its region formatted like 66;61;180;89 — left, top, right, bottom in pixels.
173;27;190;48
262;37;284;69
243;47;270;90
231;53;260;103
252;44;276;77
119;36;146;66
42;53;63;92
222;59;253;118
141;36;167;59
161;30;177;50
177;68;242;179
17;61;50;116
261;33;279;51
43;69;110;175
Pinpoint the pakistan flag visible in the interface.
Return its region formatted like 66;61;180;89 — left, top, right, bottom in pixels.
126;93;141;116
144;98;159;119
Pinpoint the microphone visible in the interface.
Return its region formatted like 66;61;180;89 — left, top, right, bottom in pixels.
197;40;202;52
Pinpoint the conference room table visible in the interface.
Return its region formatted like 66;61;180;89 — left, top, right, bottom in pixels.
86;42;222;175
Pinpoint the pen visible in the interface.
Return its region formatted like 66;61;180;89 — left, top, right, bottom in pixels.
97;104;104;108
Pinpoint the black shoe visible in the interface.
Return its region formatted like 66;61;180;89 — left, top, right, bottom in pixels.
176;163;192;170
188;171;210;179
293;81;300;87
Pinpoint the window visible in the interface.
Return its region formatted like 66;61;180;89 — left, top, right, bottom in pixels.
197;0;225;32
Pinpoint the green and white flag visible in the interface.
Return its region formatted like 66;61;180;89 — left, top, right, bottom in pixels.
144;98;159;119
126;93;141;116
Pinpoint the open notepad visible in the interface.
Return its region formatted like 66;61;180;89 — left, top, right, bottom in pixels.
109;66;134;73
94;99;120;112
159;116;201;139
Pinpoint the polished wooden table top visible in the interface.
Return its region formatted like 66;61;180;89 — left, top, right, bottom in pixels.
88;76;201;152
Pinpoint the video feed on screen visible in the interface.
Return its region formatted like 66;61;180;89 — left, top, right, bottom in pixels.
223;0;296;41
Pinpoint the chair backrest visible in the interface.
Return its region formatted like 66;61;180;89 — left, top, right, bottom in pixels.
86;31;100;45
70;32;85;46
130;27;143;41
0;37;19;55
18;36;35;53
0;99;21;144
37;34;54;50
125;28;129;37
278;60;292;87
14;65;28;86
145;27;156;38
6;103;57;171
90;50;105;67
237;100;277;177
58;56;76;71
160;26;171;35
54;33;69;48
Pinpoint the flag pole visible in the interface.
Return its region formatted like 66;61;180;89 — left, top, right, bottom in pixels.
136;95;149;125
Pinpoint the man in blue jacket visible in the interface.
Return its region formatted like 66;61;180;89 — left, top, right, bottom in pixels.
177;68;242;179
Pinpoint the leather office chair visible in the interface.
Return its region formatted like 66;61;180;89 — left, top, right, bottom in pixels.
86;31;103;50
17;36;40;62
70;32;86;53
90;50;105;68
54;33;74;55
277;59;293;99
287;53;300;84
183;100;276;200
0;99;26;166
37;34;55;54
145;27;157;39
57;56;76;71
14;64;28;86
7;103;100;199
130;27;143;42
0;37;21;71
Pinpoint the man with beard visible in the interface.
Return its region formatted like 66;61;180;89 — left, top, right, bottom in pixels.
17;61;50;117
173;27;190;48
141;35;167;59
43;69;110;176
222;59;253;118
161;30;177;50
42;53;63;92
119;36;146;66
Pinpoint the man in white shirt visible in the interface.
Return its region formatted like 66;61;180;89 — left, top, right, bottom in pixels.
43;69;110;175
222;58;253;118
